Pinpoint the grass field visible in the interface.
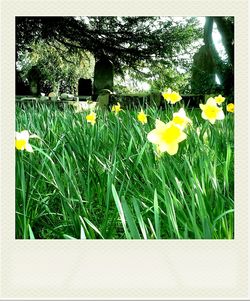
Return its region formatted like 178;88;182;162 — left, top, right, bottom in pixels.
15;102;234;239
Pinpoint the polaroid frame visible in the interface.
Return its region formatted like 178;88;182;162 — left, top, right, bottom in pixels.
0;0;248;299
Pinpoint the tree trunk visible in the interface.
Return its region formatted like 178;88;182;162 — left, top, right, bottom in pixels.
203;17;234;98
213;17;234;67
204;17;223;84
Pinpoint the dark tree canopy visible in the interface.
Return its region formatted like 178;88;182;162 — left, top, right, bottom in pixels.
16;16;203;74
16;16;234;97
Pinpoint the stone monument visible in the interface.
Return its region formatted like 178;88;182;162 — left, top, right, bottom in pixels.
27;66;41;97
93;56;114;100
78;78;92;96
191;45;216;95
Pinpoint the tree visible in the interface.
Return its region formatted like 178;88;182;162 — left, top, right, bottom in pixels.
212;17;234;98
17;41;94;94
16;16;202;76
191;17;234;98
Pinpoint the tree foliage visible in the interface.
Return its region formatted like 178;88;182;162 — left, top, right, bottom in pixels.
17;41;94;93
16;16;203;93
16;17;202;70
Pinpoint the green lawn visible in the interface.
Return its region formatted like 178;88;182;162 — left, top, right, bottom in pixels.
15;103;234;239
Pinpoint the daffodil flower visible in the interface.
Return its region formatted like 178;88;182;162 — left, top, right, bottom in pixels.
15;130;39;152
161;88;172;102
214;94;225;105
111;102;122;114
162;88;182;104
147;119;186;155
227;103;234;113
86;112;96;125
172;108;192;129
137;109;147;125
199;97;225;124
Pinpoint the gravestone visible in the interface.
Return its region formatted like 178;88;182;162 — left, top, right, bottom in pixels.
40;95;49;101
60;93;74;101
27;66;41;96
78;78;92;96
96;89;112;109
191;45;216;95
93;56;114;100
16;71;30;95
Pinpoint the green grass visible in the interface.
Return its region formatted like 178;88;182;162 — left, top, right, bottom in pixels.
15;103;234;239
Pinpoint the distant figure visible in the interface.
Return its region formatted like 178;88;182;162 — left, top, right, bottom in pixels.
93;55;114;100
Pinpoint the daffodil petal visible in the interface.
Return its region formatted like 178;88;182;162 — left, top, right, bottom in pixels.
155;119;167;129
165;143;179;155
15;132;22;140
157;143;169;153
206;98;216;106
29;134;40;139
201;111;208;120
177;132;187;143
179;108;185;115
217;110;225;120
20;130;30;141
208;118;216;124
174;108;185;118
147;129;163;144
25;143;33;152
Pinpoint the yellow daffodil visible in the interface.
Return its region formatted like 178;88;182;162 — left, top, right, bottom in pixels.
15;130;39;152
111;102;122;114
214;94;225;105
162;88;182;104
161;88;172;102
86;112;96;125
172;108;192;129
137;109;147;125
227;103;234;113
169;91;182;104
199;97;225;124
147;119;186;155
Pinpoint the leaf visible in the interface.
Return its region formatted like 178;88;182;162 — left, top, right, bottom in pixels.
153;189;161;239
63;234;77;239
83;218;105;239
80;225;86;240
28;224;35;239
132;198;148;239
121;197;141;239
112;184;131;239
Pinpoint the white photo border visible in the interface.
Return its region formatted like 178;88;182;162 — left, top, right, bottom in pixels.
0;0;248;299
